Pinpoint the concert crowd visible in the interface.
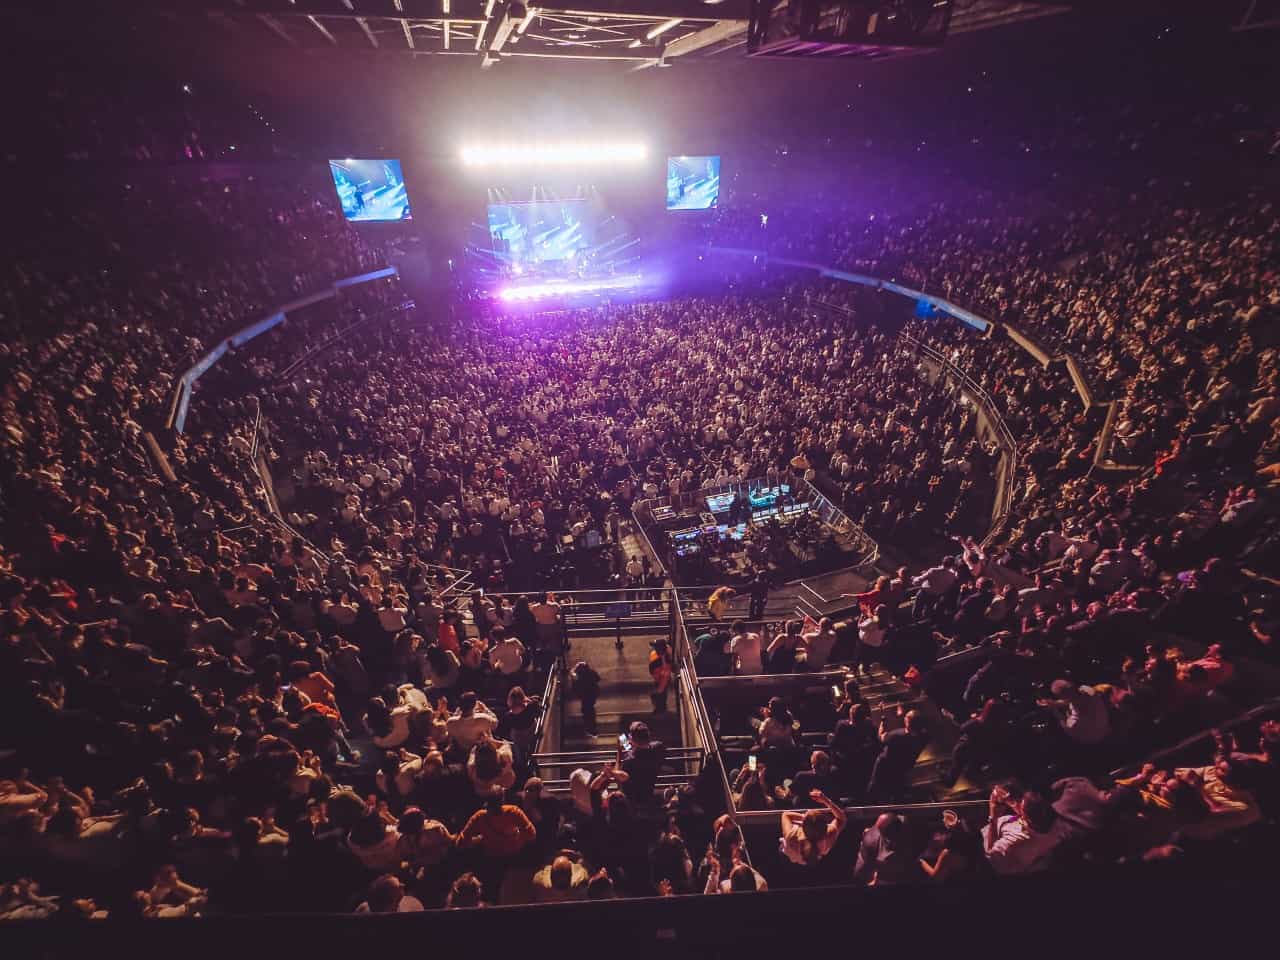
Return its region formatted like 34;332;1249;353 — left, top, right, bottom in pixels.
2;64;1279;920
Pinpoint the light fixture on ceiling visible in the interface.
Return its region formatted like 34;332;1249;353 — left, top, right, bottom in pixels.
645;18;682;40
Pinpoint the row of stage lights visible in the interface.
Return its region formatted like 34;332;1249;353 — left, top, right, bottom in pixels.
460;142;649;167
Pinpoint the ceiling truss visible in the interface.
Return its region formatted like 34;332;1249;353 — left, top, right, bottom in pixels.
126;1;1074;66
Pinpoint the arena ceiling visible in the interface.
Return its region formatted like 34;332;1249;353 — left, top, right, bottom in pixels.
119;0;1078;67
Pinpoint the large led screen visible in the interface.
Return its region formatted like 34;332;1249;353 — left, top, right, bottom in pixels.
329;159;412;222
487;200;591;268
666;155;721;211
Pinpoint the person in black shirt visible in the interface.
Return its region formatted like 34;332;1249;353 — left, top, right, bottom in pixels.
867;708;928;802
790;750;838;806
570;660;601;736
620;721;666;803
829;702;878;801
747;572;769;622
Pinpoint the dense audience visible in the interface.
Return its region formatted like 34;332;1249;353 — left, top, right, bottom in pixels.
2;55;1279;920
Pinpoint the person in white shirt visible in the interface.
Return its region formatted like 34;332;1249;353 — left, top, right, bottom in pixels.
779;791;848;867
488;627;526;677
1016;573;1057;620
530;592;564;653
369;685;431;749
377;596;409;633
447;691;498;751
982;785;1061;875
857;605;891;674
911;557;959;617
729;620;764;675
803;617;838;670
321;593;359;627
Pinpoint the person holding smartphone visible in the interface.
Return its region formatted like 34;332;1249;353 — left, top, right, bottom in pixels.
619;721;666;803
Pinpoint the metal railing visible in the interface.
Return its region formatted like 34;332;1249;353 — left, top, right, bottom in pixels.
275;299;415;383
807;297;1021;548
1109;696;1280;778
670;585;753;866
899;330;1020;546
164;266;399;434
530;662;562;763
480;587;680;640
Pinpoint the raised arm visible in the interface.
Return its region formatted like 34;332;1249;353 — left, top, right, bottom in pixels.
812;791;847;834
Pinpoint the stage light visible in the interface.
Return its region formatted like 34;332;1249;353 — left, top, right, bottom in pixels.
628;39;642;48
498;274;644;302
459;142;649;168
646;18;682;39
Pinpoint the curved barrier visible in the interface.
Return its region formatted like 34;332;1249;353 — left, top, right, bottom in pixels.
710;246;992;332
711;247;1145;478
164;266;399;434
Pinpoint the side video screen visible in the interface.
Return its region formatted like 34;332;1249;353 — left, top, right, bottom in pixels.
329;158;412;222
666;155;721;211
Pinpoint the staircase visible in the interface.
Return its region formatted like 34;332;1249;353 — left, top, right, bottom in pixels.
559;632;683;751
851;664;979;800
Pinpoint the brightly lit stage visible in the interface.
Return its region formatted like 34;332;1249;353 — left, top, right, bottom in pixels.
464;181;645;305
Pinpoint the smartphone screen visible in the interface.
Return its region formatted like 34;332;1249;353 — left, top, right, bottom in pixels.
747;754;758;772
831;684;842;699
618;734;631;751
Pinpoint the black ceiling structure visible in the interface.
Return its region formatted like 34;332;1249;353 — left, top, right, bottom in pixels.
110;0;1079;67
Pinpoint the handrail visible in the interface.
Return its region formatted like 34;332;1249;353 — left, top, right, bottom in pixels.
672;585;753;866
808;297;1020;547
532;747;706;762
710;247;993;333
530;663;562;758
164;266;399;434
898;330;1020;546
1109;695;1280;778
275;299;415;383
630;505;670;579
248;395;263;461
696;667;848;685
732;799;990;827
